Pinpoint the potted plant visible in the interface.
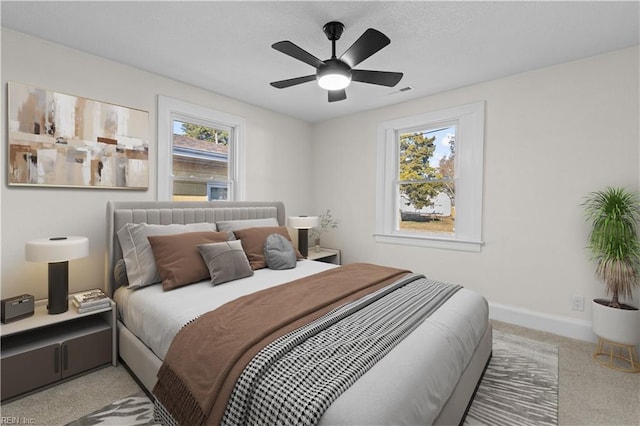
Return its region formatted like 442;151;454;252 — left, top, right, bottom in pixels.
583;186;640;350
309;209;340;252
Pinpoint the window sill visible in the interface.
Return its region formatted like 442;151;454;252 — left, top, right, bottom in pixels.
373;233;483;252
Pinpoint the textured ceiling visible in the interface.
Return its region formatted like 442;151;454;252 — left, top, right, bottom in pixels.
2;1;638;123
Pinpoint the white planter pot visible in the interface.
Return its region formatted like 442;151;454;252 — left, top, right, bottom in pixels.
591;299;640;345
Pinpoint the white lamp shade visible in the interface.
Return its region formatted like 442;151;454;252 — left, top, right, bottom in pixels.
25;236;89;263
288;216;320;229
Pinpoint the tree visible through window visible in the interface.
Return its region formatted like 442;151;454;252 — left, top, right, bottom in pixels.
172;120;231;201
157;95;245;202
376;101;484;252
398;125;456;234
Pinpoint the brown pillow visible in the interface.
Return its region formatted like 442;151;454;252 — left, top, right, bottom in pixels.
147;231;229;290
233;226;303;270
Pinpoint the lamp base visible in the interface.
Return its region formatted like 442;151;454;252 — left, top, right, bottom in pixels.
298;229;309;258
47;261;69;314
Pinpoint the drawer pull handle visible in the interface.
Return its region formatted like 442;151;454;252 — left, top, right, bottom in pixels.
62;345;68;371
54;347;60;373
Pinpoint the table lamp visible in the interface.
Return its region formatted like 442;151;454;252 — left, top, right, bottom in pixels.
288;216;320;258
25;236;89;314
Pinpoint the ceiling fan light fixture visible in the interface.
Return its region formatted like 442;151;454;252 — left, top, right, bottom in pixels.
317;60;352;90
317;73;351;90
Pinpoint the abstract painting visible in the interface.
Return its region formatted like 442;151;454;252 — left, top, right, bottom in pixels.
7;82;149;189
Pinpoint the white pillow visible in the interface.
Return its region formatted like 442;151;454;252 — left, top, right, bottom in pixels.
116;222;217;288
215;217;279;240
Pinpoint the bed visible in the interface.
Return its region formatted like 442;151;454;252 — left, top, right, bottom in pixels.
106;200;491;425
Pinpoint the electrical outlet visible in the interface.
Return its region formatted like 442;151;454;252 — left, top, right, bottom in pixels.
572;295;585;311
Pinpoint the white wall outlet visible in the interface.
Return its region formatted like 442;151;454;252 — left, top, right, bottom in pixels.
572;295;585;311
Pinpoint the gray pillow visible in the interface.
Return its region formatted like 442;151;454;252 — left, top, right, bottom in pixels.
116;222;218;288
264;233;297;270
198;240;254;285
216;217;279;240
113;259;129;288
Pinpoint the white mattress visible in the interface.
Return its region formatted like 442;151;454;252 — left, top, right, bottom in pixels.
114;260;489;425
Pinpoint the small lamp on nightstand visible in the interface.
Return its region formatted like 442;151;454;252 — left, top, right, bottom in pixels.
25;236;89;314
288;216;320;258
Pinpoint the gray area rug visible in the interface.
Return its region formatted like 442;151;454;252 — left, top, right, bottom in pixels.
464;330;559;426
66;393;158;426
67;330;558;426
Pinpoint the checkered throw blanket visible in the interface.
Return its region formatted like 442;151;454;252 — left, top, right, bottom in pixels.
220;273;461;425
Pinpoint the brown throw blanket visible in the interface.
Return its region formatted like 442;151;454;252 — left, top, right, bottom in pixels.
153;263;409;426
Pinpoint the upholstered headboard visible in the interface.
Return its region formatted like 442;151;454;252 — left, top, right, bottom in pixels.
105;200;286;296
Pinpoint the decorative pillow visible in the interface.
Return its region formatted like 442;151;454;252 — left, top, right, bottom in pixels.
216;217;279;240
233;226;302;270
113;258;129;288
147;231;229;291
264;233;297;270
198;240;254;286
116;222;217;289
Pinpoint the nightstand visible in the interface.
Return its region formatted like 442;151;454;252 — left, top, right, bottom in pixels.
307;247;341;265
0;294;116;401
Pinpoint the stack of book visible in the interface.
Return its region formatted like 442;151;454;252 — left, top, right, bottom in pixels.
72;289;110;313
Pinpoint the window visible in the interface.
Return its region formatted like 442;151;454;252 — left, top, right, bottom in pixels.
375;101;484;251
158;96;245;201
398;124;457;234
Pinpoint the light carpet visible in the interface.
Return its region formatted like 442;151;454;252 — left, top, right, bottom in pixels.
67;330;558;426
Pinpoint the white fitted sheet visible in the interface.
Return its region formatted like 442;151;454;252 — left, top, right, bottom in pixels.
115;260;488;425
114;260;338;359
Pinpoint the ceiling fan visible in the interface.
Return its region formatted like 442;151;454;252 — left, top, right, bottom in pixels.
270;21;404;102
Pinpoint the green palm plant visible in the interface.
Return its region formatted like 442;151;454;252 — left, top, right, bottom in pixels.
583;187;640;308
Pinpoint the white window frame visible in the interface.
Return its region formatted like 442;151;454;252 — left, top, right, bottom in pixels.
157;95;246;201
375;101;485;252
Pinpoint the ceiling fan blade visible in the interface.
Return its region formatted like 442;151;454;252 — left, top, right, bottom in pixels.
270;75;316;89
351;70;403;87
339;28;390;68
328;89;347;102
272;41;325;69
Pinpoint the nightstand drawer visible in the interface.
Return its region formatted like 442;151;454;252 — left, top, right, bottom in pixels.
1;314;113;401
62;327;111;378
1;343;60;400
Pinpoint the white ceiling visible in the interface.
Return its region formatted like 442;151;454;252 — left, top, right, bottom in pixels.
2;1;638;123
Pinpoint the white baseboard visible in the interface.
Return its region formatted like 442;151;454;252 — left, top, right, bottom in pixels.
489;301;598;343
